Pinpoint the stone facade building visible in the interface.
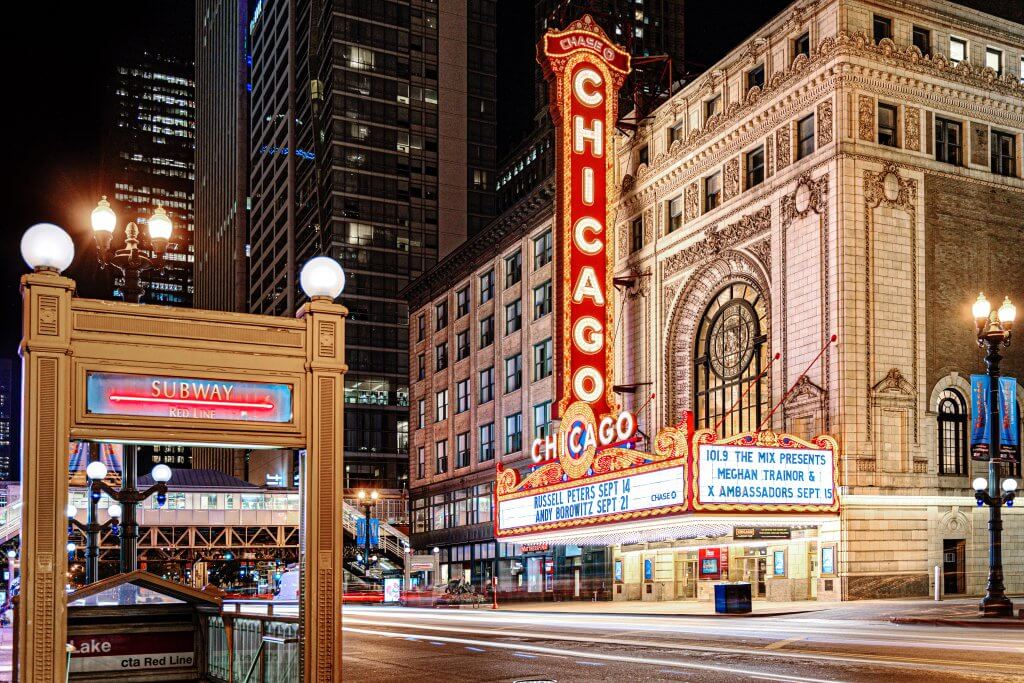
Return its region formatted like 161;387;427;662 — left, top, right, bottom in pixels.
406;0;1024;602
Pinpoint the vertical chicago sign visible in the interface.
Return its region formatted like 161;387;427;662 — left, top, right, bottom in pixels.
539;15;630;421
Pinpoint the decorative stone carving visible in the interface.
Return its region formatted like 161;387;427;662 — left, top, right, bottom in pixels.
745;85;762;106
723;157;740;202
683;182;699;223
873;367;914;395
817;98;833;147
747;237;771;276
864;163;919;441
776;124;791;171
904;105;920;152
858;94;875;142
765;135;774;177
643;206;655;244
663;205;772;277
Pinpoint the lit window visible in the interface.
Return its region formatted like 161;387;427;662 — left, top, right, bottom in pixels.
986;47;1002;75
949;37;967;63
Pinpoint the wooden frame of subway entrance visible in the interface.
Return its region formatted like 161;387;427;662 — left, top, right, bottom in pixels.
18;269;346;682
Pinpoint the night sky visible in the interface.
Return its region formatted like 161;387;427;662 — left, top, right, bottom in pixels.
3;0;1022;411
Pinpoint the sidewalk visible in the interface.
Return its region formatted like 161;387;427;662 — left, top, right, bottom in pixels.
490;595;1024;624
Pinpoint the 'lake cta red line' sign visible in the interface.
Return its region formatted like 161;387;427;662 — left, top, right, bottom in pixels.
538;15;629;420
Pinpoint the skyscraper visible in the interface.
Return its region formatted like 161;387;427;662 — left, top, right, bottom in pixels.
105;51;196;306
0;359;14;481
246;0;498;492
195;0;250;313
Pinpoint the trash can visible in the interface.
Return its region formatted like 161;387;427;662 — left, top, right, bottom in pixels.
714;582;752;614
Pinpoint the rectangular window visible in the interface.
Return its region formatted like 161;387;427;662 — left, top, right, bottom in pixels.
435;342;448;371
417;353;425;381
873;15;892;42
435;440;448;474
533;280;552;319
935;118;962;165
533;401;552;439
505;413;522;453
456;432;470;468
745;146;765;189
793;31;810;59
670;121;684;144
986;47;1002;75
704;95;720;122
479;366;494;403
479;423;495;462
637;144;649;167
991;130;1016;177
797;114;815;160
949;37;967;63
704;173;721;212
504;250;522;288
878;103;898;147
668;195;684;232
417;446;425;479
479;269;494;303
912;26;930;55
505;354;522;393
533;230;553;269
456;379;470;414
435;301;448;330
435;390;448;421
505;298;522;335
746;64;765;92
417;314;425;341
417;398;425;429
630;216;644;252
479;315;494;347
533;338;553;380
456;330;470;360
1021;56;1024;84
456;287;469;318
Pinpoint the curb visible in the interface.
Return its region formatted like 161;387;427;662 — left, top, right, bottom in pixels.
890;616;1024;628
496;607;825;618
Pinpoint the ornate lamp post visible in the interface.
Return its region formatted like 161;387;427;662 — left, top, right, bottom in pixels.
356;489;379;579
970;292;1018;617
90;196;174;304
67;496;120;585
84;460;173;573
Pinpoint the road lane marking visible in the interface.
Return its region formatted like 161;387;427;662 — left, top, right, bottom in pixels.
341;617;1024;675
766;636;805;650
342;625;841;683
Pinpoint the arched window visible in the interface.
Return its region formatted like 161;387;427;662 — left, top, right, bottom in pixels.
937;388;967;476
693;282;769;436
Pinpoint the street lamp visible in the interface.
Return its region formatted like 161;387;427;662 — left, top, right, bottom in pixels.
356;489;379;580
299;256;346;300
67;490;121;585
89;459;173;574
970;292;1017;617
20;223;75;273
90;196;173;304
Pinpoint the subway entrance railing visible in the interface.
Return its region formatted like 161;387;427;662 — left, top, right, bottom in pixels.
207;610;300;683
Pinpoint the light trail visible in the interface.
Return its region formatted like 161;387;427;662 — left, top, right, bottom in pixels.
340;612;1024;676
108;394;274;409
342;625;842;683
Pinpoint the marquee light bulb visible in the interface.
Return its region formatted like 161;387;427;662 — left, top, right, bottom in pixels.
21;223;75;273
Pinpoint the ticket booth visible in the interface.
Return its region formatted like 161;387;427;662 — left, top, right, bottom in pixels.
61;571;221;681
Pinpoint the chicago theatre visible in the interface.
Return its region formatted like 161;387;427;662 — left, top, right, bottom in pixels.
404;0;1024;604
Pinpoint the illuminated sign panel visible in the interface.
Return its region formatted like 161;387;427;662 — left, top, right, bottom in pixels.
86;372;293;424
497;464;686;535
539;15;629;419
692;431;840;513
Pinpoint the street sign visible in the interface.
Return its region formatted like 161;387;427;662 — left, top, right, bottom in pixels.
68;632;194;673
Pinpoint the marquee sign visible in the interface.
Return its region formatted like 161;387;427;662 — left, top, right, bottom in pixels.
539;14;629;419
85;372;293;424
692;430;840;513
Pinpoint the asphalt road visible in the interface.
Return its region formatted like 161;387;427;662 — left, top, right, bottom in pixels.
340;605;1024;682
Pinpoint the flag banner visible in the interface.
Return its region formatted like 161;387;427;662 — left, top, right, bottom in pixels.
998;377;1019;463
356;518;379;547
971;374;990;461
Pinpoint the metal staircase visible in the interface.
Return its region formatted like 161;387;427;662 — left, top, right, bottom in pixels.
341;501;408;560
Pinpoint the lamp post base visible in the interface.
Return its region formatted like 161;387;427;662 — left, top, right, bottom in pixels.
979;594;1014;617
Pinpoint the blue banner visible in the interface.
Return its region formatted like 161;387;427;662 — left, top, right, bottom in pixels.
356;518;379;547
998;377;1020;463
971;374;990;461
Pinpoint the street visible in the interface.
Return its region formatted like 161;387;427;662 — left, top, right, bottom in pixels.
341;604;1024;682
